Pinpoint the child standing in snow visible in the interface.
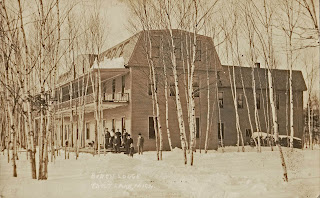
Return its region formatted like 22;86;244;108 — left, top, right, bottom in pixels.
129;143;134;157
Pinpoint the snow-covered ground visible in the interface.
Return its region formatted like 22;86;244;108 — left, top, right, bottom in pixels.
0;146;319;198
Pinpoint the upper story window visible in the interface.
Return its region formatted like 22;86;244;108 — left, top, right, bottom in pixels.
148;75;158;96
237;93;243;108
169;76;176;96
148;81;153;96
72;82;80;99
173;37;181;60
62;86;70;102
256;93;261;109
196;40;201;61
152;35;160;58
193;77;200;98
87;84;93;95
218;92;223;108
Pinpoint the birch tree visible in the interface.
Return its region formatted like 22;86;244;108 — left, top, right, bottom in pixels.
279;0;301;150
251;0;288;182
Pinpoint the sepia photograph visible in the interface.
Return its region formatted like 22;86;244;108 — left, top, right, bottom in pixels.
0;0;319;197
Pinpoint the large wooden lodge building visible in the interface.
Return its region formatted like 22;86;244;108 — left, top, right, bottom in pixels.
37;29;306;151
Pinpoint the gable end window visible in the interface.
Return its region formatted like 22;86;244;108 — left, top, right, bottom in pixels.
237;93;243;108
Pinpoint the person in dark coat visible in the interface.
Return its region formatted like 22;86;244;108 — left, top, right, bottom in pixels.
137;133;144;155
113;135;121;153
122;129;129;147
129;143;134;157
105;128;110;148
125;134;133;155
115;129;122;146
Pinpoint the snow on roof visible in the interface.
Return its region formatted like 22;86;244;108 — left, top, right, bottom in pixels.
91;57;125;69
252;132;268;139
278;135;301;141
252;132;301;141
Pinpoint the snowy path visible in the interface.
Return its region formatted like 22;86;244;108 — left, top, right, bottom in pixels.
0;147;319;198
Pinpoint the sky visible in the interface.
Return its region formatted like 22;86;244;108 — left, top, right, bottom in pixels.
83;0;319;105
12;0;320;105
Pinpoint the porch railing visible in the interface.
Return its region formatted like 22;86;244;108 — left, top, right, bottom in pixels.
54;92;129;111
103;93;129;102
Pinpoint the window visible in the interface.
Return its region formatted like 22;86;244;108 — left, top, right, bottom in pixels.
87;85;93;95
112;119;115;132
121;117;125;133
237;93;243;108
149;117;158;139
65;125;68;140
246;129;252;137
169;76;176;96
112;79;116;100
218;123;224;139
173;37;181;60
62;86;70;102
72;82;79;99
196;117;200;138
275;93;280;109
256;93;261;109
193;77;200;98
86;123;90;140
218;92;223;108
152;36;160;58
78;80;83;97
148;75;158;96
148;82;153;96
54;89;59;102
121;76;125;95
102;81;107;99
196;40;201;61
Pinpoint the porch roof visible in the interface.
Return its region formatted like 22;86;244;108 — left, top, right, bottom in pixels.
56;68;129;88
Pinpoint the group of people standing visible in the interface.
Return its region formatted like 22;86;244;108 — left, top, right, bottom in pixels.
104;128;144;157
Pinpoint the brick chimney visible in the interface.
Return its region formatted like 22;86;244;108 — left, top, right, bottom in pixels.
255;62;260;68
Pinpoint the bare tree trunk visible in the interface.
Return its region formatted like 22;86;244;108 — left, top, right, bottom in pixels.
227;66;244;152
5;67;17;177
168;29;188;164
11;115;17;177
38;89;45;179
204;45;210;153
252;68;261;152
268;69;288;182
289;67;294;150
240;67;257;149
142;10;163;160
308;101;313;149
162;52;173;151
